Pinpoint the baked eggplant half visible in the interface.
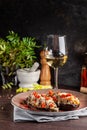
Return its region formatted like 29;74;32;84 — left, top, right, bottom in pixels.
57;92;80;111
47;90;80;111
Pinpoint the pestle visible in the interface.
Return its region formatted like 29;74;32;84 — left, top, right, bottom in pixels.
24;62;39;72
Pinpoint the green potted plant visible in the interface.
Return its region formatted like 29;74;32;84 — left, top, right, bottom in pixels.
0;31;40;89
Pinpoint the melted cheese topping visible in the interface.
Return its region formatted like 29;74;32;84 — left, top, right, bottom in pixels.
58;92;80;105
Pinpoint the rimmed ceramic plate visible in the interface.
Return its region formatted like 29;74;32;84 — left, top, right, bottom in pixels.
11;89;87;116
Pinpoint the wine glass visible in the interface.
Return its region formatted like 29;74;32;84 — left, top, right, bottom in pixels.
45;34;68;89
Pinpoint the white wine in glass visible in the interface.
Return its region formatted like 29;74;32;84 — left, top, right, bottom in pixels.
45;34;68;89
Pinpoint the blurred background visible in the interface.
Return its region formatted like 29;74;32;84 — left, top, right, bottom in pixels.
0;0;87;89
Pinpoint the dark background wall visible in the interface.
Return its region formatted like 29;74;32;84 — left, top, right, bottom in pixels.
0;0;87;89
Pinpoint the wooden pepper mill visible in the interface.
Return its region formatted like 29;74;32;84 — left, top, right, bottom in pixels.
40;50;51;86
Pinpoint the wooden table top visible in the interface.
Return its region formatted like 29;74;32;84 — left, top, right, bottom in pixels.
0;86;87;130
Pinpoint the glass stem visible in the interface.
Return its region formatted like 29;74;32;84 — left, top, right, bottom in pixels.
54;67;58;89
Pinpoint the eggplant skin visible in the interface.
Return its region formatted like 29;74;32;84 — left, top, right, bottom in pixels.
59;104;80;111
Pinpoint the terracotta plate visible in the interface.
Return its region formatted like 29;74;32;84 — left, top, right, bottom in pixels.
11;89;87;116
